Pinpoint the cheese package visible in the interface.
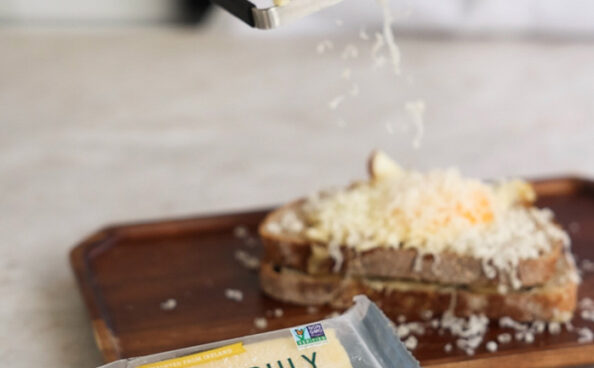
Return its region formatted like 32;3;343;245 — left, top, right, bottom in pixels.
99;296;419;368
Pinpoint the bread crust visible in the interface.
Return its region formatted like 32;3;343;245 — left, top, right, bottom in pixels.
260;260;578;322
259;201;563;288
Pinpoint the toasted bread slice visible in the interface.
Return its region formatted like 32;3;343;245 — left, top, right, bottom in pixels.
260;255;578;322
259;200;564;288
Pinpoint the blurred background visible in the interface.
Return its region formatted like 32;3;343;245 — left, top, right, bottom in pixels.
1;1;593;367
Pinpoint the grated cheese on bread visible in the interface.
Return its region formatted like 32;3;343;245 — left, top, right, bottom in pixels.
262;151;570;289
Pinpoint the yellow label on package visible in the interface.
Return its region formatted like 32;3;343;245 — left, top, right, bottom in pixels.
136;329;352;368
137;343;246;368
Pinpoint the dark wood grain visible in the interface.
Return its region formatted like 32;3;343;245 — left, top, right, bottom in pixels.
70;177;594;367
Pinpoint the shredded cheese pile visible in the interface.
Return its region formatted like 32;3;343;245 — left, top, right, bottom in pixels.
281;152;569;280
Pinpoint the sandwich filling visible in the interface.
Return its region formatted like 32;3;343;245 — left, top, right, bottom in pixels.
268;152;570;288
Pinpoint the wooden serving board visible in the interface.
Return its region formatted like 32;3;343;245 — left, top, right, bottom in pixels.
71;177;594;367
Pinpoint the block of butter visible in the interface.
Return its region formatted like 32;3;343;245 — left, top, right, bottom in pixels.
99;296;419;368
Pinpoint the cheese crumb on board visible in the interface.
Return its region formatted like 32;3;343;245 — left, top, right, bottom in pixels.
548;322;561;334
307;306;319;314
421;310;433;320
579;298;594;322
254;317;268;330
160;298;177;311
486;341;498;352
581;259;594;273
404;335;418;350
497;333;512;344
233;226;249;239
234;249;260;270
224;289;244;302
577;328;593;343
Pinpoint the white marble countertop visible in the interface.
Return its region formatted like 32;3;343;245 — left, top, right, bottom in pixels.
1;21;593;367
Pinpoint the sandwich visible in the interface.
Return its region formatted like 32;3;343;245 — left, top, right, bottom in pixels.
259;151;578;322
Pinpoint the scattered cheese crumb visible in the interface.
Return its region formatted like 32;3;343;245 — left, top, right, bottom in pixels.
565;321;575;332
444;343;453;353
421;310;433;320
430;319;440;329
497;333;512;344
532;320;546;334
404;336;418;350
234;250;260;270
500;316;527;331
397;315;406;323
160;298;177;311
306;306;319;314
396;325;410;338
254;317;268;330
441;312;489;356
273;308;284;318
579;297;594;309
224;288;243;302
581;259;594;273
233;226;249;238
244;237;257;247
579;298;594;322
568;221;581;234
577;328;593;343
486;341;498;352
548;322;561;335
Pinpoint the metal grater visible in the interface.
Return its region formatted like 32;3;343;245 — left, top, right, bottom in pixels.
211;0;345;29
